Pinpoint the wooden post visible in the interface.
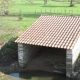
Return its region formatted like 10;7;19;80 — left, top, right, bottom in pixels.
45;9;46;13
61;9;62;14
28;10;29;14
54;9;55;14
35;9;36;14
50;9;51;14
65;10;66;14
57;9;59;14
77;10;78;14
69;10;70;14
41;9;42;14
71;10;73;14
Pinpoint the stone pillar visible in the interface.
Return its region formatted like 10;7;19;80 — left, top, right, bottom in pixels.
18;43;25;67
66;48;80;78
66;49;73;78
18;43;40;67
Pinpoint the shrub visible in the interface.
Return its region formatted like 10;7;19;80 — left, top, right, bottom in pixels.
18;9;23;21
4;10;9;16
1;38;18;59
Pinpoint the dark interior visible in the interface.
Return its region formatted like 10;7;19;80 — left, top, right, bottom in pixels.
25;46;66;74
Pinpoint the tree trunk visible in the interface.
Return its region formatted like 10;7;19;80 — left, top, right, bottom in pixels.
70;0;72;5
44;0;47;5
70;0;74;7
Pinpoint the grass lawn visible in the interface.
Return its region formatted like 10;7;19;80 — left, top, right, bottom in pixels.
0;0;80;48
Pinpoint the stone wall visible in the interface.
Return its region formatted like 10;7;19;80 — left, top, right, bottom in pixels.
18;44;40;67
66;38;80;78
66;49;72;78
72;37;80;68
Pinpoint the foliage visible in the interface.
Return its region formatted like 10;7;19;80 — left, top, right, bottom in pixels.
4;10;9;16
1;38;18;59
18;9;23;21
0;0;15;15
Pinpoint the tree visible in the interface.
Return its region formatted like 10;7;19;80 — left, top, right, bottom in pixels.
44;0;47;5
0;0;15;15
70;0;74;7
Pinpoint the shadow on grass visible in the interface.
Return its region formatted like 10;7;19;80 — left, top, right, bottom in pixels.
41;5;69;8
10;12;80;18
76;2;80;4
10;13;41;18
23;13;41;18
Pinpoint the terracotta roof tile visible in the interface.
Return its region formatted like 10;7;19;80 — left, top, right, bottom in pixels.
15;15;80;49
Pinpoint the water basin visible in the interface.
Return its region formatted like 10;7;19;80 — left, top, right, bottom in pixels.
0;71;75;80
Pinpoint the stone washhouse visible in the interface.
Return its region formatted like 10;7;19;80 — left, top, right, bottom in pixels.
15;15;80;78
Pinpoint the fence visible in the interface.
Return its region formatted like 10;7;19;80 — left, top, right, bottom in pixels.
23;9;80;16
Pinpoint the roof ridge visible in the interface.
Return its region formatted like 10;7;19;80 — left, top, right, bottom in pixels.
41;14;80;18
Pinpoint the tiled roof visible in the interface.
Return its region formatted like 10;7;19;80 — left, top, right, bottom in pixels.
15;15;80;49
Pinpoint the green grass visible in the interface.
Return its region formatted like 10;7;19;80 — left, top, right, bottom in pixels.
10;1;80;15
0;0;80;48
